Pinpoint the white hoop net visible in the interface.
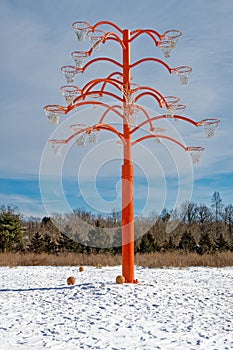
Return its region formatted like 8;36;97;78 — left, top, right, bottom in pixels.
172;66;192;86
159;41;173;58
187;147;204;164
61;67;77;84
76;134;86;147
203;122;219;138
88;130;99;143
51;143;62;156
48;114;60;126
72;22;89;42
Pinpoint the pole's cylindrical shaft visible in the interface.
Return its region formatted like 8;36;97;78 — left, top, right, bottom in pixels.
121;29;136;283
122;160;135;283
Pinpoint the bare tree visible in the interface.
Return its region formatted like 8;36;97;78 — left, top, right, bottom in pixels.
211;192;224;223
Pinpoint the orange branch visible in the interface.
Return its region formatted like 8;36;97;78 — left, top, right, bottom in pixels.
92;21;123;33
131;114;198;135
82;78;123;95
99;105;125;123
50;123;126;145
72;90;123;104
131;57;172;73
130;30;160;45
82;57;123;73
130;28;161;39
132;134;187;150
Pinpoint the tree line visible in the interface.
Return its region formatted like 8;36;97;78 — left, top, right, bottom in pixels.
0;192;233;255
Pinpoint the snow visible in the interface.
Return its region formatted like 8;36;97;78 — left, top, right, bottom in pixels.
0;265;233;350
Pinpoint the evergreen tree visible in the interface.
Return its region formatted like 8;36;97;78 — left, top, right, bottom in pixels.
178;231;196;252
198;232;212;254
43;233;58;253
86;226;111;253
0;205;23;252
214;233;229;252
29;232;45;253
138;232;160;253
163;236;175;251
57;233;81;253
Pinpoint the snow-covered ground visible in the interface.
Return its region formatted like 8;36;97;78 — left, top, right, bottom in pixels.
0;265;232;350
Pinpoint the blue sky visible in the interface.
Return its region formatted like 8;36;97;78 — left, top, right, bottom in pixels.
0;0;233;219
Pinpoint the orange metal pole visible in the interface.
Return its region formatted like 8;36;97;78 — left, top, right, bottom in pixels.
121;29;137;283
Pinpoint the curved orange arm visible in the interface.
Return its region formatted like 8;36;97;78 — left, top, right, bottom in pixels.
102;32;125;49
130;28;161;39
134;91;164;107
72;90;123;105
82;57;123;73
130;30;160;45
66;100;124;117
99;105;125;124
101;72;123;92
131;114;199;135
82;78;123;95
133;86;167;107
49;123;126;145
132;134;187;150
131;57;172;73
92;21;123;34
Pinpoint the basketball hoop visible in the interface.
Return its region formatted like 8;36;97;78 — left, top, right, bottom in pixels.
158;40;173;58
197;118;220;138
163;96;180;116
70;123;89;133
43;105;66;125
88;129;99;143
166;104;186;118
61;66;81;84
60;86;81;104
162;30;182;49
70;124;99;145
186;146;204;164
71;51;89;68
172;66;192;85
87;30;105;50
49;139;66;156
72;21;90;42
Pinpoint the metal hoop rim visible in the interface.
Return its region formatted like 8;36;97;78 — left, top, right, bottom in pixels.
198;118;220;126
186;146;205;152
171;66;192;74
72;21;91;30
60;85;81;92
70;123;90;131
71;51;90;58
61;65;78;73
49;139;66;144
163;29;182;39
163;96;180;106
87;29;105;37
44;104;67;113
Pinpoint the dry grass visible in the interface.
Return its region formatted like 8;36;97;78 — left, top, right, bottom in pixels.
0;251;233;268
0;252;121;267
135;251;233;268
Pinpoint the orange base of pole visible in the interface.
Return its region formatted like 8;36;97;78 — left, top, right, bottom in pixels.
121;162;138;283
122;242;135;283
